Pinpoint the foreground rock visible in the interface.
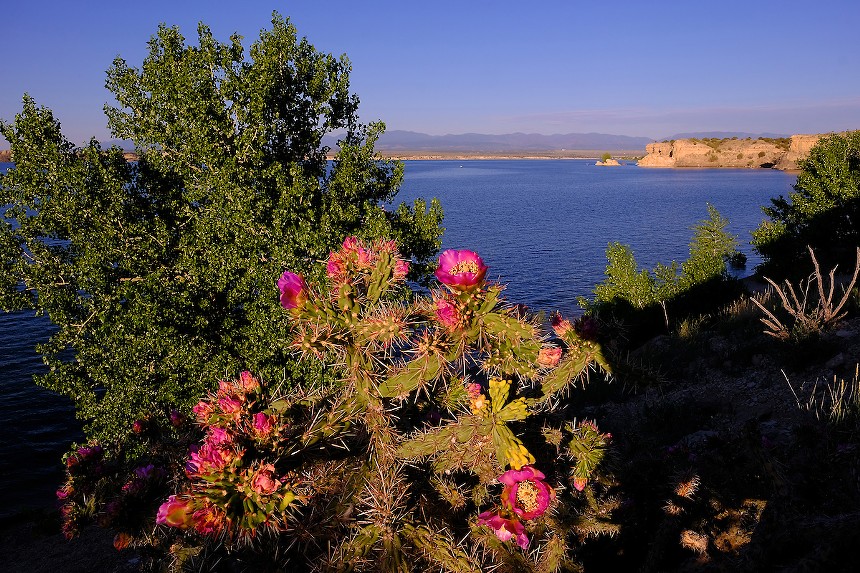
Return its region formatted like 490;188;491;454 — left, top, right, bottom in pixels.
638;134;823;170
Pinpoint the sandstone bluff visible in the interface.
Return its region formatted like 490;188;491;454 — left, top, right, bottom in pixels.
637;134;823;170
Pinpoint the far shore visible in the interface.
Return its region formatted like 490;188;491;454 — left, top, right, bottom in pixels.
333;149;645;161
0;149;647;163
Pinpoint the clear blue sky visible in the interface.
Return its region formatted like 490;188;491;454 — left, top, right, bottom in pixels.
2;0;859;146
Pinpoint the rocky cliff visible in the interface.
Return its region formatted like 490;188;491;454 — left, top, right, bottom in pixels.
638;135;823;170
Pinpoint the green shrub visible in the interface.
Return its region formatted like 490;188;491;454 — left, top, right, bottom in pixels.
587;205;739;330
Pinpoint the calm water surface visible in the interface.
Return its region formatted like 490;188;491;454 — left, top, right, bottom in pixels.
397;159;795;316
0;159;796;518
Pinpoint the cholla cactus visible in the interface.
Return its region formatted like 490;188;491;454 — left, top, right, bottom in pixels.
155;237;616;571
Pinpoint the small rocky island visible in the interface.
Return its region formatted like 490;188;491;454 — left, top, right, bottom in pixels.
0;150;12;162
638;134;822;170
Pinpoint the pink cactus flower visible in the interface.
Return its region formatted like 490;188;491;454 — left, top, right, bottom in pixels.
186;436;238;477
207;427;233;446
253;412;275;437
434;297;460;329
217;395;243;416
499;465;555;520
250;464;281;495
435;249;488;291
278;271;308;310
132;420;145;434
156;495;195;529
465;383;487;414
326;254;346;281
341;236;373;266
537;347;563;368
572;477;588;491
477;510;529;549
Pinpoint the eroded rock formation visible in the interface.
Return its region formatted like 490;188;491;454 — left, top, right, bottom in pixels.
638;135;824;170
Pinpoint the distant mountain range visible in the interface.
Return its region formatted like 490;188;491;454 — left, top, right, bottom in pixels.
370;130;653;151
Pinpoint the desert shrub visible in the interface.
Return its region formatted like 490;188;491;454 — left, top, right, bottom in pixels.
601;152;612;162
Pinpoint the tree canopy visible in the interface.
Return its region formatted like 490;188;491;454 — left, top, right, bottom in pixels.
0;13;444;443
753;131;860;277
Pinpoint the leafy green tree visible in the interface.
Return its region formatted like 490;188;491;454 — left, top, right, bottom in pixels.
753;131;860;277
0;13;443;444
588;204;738;328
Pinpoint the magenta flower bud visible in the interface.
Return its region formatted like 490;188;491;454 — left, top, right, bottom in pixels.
217;395;243;416
435;249;488;291
537;347;562;368
132;420;145;435
278;271;308;310
393;258;410;280
192;400;213;423
434;297;460;329
499;465;555;520
551;312;572;338
238;371;260;393
250;464;281;495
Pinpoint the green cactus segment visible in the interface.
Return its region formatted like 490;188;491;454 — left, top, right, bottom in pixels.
404;523;483;573
397;417;489;459
366;250;396;305
481;312;541;377
338;523;383;566
535;535;569;573
377;354;444;398
528;342;611;407
354;309;409;349
567;422;611;483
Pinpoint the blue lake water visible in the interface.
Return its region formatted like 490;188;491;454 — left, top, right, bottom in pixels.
0;159;796;519
396;160;795;316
